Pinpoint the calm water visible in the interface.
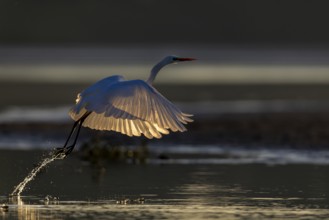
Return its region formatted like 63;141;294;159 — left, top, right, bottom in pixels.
1;150;329;219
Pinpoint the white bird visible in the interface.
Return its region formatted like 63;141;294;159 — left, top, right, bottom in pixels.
56;55;195;156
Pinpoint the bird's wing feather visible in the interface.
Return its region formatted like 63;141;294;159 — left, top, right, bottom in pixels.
69;78;193;139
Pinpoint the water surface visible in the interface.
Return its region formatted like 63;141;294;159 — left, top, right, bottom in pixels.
1;150;329;219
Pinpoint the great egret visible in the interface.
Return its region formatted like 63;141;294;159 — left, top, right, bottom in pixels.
56;55;195;156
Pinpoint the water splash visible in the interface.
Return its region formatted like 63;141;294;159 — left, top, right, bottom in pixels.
10;150;66;196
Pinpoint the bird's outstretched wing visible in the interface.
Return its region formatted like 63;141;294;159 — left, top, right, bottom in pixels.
69;77;193;139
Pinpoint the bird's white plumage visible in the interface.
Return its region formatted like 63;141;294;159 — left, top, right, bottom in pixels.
69;75;193;139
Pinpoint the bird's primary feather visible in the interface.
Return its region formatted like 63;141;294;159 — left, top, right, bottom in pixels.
69;75;193;139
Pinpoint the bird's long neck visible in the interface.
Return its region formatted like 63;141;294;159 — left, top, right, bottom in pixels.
146;61;167;85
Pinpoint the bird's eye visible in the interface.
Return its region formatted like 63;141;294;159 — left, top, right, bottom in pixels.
172;57;178;61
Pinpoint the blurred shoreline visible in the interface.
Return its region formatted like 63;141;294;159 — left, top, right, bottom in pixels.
2;81;329;107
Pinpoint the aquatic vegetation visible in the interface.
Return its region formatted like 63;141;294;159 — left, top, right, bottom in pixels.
79;138;149;166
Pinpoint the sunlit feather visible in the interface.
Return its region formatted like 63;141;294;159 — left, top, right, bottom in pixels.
69;55;194;139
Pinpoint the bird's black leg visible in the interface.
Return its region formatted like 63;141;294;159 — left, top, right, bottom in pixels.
63;120;80;148
54;112;90;157
63;118;85;155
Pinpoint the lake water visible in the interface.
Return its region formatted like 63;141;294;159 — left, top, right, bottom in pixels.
1;150;329;220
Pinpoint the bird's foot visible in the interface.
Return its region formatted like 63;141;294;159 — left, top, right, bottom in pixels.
53;146;74;159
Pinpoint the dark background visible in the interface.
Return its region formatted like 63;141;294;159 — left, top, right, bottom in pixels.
1;0;329;47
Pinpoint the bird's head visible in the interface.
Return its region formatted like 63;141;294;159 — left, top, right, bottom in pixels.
164;55;196;65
